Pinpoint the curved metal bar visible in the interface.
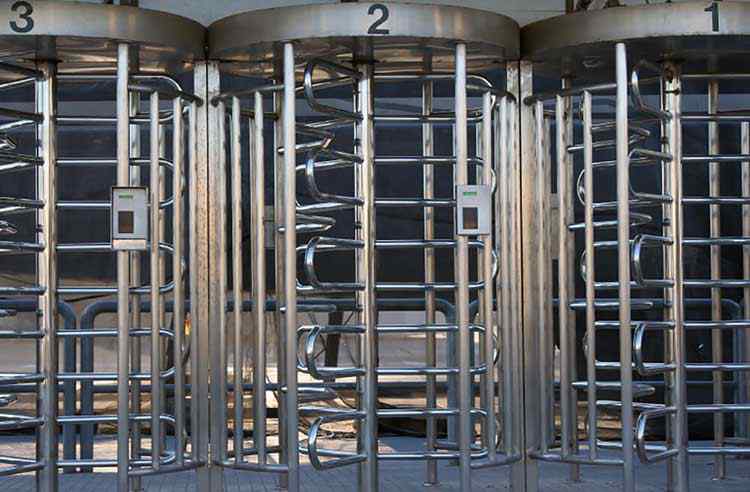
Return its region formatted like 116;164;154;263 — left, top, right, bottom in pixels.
635;407;678;463
630;60;671;121
631;234;674;289
304;59;361;121
306;411;367;470
303;237;364;291
633;322;676;376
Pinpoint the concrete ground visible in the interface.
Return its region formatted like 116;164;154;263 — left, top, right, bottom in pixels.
0;436;748;491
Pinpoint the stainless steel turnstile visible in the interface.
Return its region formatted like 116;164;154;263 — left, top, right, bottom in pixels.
521;2;750;491
206;3;521;491
5;2;750;492
0;2;204;491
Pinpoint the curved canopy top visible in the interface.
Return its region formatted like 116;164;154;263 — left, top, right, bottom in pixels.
209;2;519;76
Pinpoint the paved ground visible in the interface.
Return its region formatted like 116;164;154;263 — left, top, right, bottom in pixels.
1;436;749;491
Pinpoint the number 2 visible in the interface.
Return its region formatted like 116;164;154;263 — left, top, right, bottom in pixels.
368;4;390;35
10;1;34;34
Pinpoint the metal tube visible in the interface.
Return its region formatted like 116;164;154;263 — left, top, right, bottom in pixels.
501;97;515;458
252;91;267;464
129;78;143;482
664;61;689;492
422;51;438;487
357;59;379;492
149;90;162;470
708;78;725;479
217;99;228;463
172;96;185;467
282;42;300;492
36;60;58;492
555;93;573;459
481;90;496;464
615;42;635;492
116;42;131;492
273;49;288;489
454;42;472;492
582;91;597;460
231;96;244;465
533;100;550;455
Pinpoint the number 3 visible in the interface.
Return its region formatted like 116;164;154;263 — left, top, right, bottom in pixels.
10;1;34;33
368;4;390;35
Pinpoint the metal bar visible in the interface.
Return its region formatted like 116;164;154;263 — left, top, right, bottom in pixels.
128;75;144;482
480;89;496;466
616;42;635;492
283;42;300;492
231;95;244;465
708;78;725;480
193;60;220;491
273;47;289;490
582;90;597;461
252;91;267;465
513;59;537;492
116;42;131;492
36;60;58;492
664;61;689;492
172;96;185;467
555;93;573;460
215;98;228;464
422;51;438;487
454;42;472;492
356;57;379;492
149;89;162;471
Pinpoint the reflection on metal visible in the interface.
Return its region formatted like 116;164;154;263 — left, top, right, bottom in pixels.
209;3;520;491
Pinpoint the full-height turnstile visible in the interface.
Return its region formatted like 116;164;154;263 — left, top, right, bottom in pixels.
205;3;521;491
0;2;205;491
520;1;750;491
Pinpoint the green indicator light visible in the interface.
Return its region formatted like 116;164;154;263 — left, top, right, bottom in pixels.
120;195;134;199
463;191;478;197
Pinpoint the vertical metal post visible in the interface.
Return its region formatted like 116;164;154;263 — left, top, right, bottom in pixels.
149;90;162;471
707;78;725;480
195;60;223;492
212;96;228;466
481;90;496;464
454;42;472;492
116;42;132;492
533;100;550;456
129;82;143;486
499;96;515;462
663;60;689;492
582;91;597;460
514;59;538;492
357;59;379;492
422;51;438;487
37;59;58;492
555;94;573;460
252;91;268;464
282;42;300;492
172;96;185;467
615;42;635;492
230;96;244;464
272;49;288;488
